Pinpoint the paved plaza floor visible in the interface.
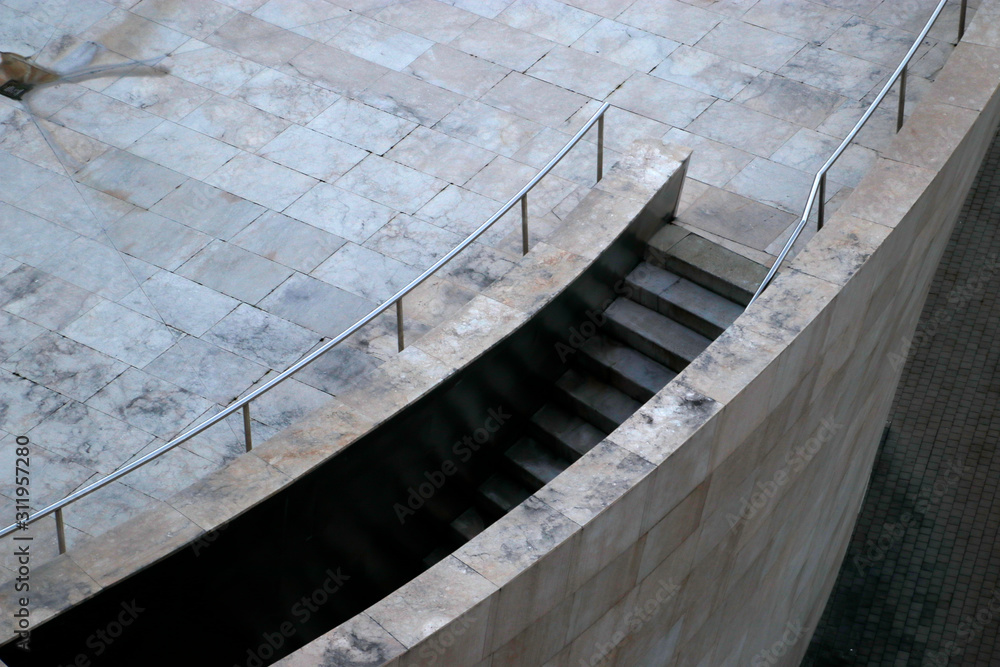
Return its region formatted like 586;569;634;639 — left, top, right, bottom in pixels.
0;0;976;572
802;125;1000;665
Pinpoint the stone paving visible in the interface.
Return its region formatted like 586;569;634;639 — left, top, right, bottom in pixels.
801;124;1000;665
0;0;973;570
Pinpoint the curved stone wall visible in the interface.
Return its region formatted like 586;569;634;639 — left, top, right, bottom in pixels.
272;3;1000;665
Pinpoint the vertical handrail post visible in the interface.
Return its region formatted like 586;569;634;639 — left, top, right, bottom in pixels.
597;112;605;182
897;66;907;132
959;0;967;41
818;173;827;230
521;195;529;255
243;404;253;452
396;299;405;352
55;508;66;554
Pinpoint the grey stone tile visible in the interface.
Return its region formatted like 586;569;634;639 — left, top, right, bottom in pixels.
0;203;79;266
284;183;395;243
385;126;495;185
289;13;359;41
62;300;181;367
435;99;544;157
2;331;127;402
512;126;620;186
308;98;417;155
778;45;891;98
744;0;851;44
571;18;679;71
161;43;266;95
258;125;368;182
824;16;922;68
50;91;164;149
0;310;43;364
204;303;321;369
375;0;480;42
770;127;878;188
107;209;213;271
0;439;95;509
445;0;515;19
80;8;190;60
394;274;477;328
816;99;901;153
235;373;333;431
449;17;555;71
336;155;447;214
120;271;239;337
464;155;537;201
498;0;601;45
0;369;69;434
28;402;156;474
36;236;155;301
151;179;264;240
364;214;464;268
440;242;518;291
102;73;215;123
727;156;844;214
0;265;101;331
205;153;318;211
479;71;589;128
132;0;237;39
686;100;799;157
619;0;721;44
0;4;54;55
293;343;383;395
231;210;345;273
327;16;434;71
527;45;633;99
0;151;56;203
126;120;241;180
205;12;312;67
311;242;421;302
663;127;755;187
651;45;760;101
281;42;390;97
252;0;351;28
145;336;268;404
356;69;465;126
405;43;510;98
16;180;134;241
415;184;513;247
259;272;376;337
177;240;294;304
609;72;716;127
61;479;162;542
176;405;249;466
570;104;671;155
180;94;290;151
119;441;219;502
733;72;846;129
696;19;807;71
232;67;340;124
677;185;798;251
76;149;188;209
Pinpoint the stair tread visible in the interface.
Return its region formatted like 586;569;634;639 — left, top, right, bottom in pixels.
556;368;641;431
606;297;712;366
531;403;606;459
450;506;487;542
478;474;532;515
626;262;743;336
663;277;743;332
579;335;677;399
656;235;769;306
504;437;567;487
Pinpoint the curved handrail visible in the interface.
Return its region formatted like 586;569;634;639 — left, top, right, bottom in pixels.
0;102;613;548
748;0;963;306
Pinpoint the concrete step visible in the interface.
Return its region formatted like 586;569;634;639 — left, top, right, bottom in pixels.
646;228;769;307
605;297;712;372
477;474;532;517
530;403;606;461
555;368;642;433
449;506;487;543
626;262;743;339
578;335;677;402
504;437;568;488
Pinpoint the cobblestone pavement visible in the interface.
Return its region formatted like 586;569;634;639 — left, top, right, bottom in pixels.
0;0;971;568
800;126;1000;664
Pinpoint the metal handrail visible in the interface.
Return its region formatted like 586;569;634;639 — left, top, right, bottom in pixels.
0;102;613;550
748;0;966;306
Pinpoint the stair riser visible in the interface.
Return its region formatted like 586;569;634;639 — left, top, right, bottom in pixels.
645;251;754;306
556;390;621;434
605;318;691;372
626;279;725;340
575;351;657;403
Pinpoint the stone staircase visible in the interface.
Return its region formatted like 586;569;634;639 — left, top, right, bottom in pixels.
426;225;769;563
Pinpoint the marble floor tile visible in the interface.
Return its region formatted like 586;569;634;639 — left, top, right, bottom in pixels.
0;369;69;434
439;242;518;291
727;156;844;214
733;72;846;129
0;265;101;331
127;120;241;180
686;99;799;156
778;45;891;98
435;98;544;157
204;302;321;369
76;149;188;209
232;67;339;124
258;272;376;337
0;5;54;55
327;16;433;71
527;45;632;99
161;42;265;95
81;8;190;60
119;441;219;501
258;125;367;182
464;155;537;201
282;42;390;97
336;154;446;213
251;0;351;29
497;0;601;45
0;440;95;509
743;0;851;44
609;72;716;127
2;331;127;402
144;335;268;404
824;16;920;69
571;18;679;71
357;69;465;126
385;126;495;185
677;185;799;251
573;104;671;155
231;210;345;273
619;0;721;44
36;236;155;301
235;375;332;430
448;17;555;72
0;310;43;364
180;94;290;151
61;479;162;541
131;0;237;39
308;98;417;155
695;19;806;71
205;12;312;67
86;367;213;439
311;242;421;303
651;45;759;101
62;300;181;367
445;0;515;19
205;152;318;211
398;274;476;328
18;179;134;241
663;127;755;187
293;342;383;395
0;151;57;204
414;184;513;244
479;71;590;127
770;127;878;188
101;73;214;123
106;209;212;271
816;100;902;153
50;91;163;150
364;214;464;268
150;179;264;240
405;44;510;98
284;183;395;243
0;202;79;267
513;126;620;186
177;240;294;304
121;270;239;337
374;0;479;42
